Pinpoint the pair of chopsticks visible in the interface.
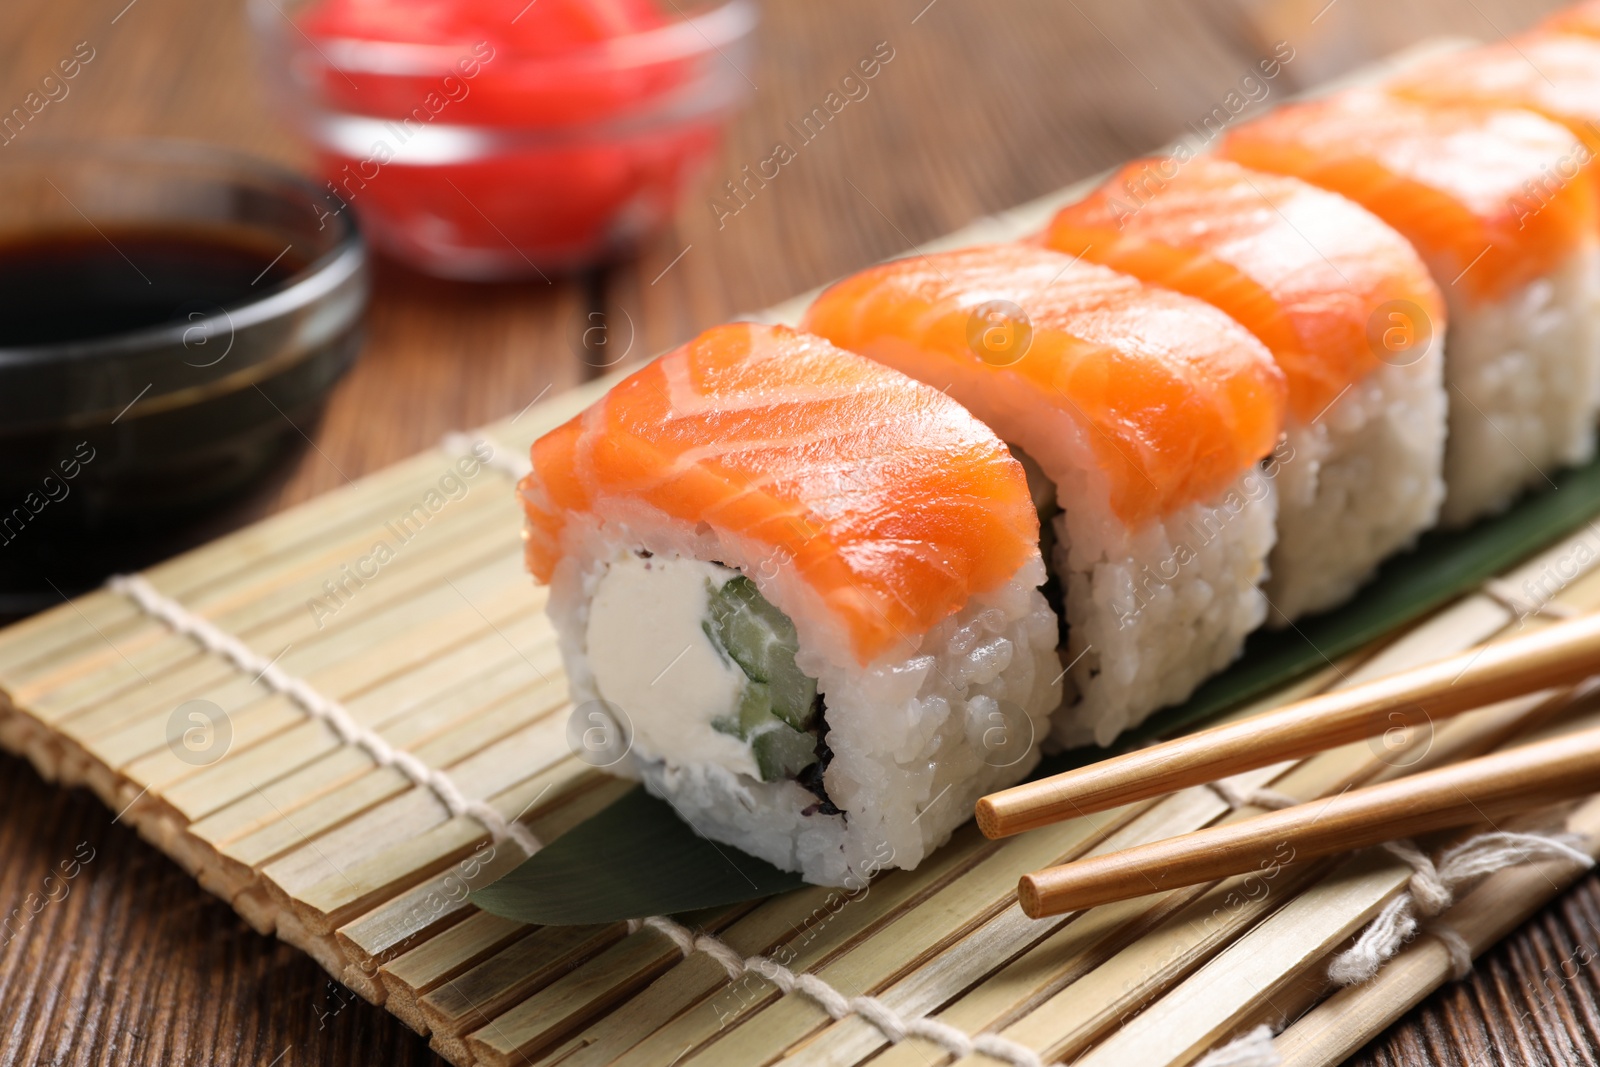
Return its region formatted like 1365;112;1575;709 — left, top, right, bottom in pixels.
978;611;1600;919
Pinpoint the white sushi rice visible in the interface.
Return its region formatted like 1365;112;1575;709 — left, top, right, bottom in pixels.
1051;468;1278;749
542;507;1061;888
1266;346;1448;622
1436;250;1600;526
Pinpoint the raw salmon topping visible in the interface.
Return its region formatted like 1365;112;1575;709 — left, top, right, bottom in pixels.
1388;35;1600;158
1221;90;1598;301
1041;156;1445;422
803;244;1286;527
519;322;1038;665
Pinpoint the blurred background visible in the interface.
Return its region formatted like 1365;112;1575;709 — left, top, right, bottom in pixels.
0;0;1590;1064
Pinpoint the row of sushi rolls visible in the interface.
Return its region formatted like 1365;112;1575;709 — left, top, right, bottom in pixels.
519;3;1600;887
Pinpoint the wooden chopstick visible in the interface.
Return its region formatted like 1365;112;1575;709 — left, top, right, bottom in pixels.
978;611;1600;840
1016;724;1600;918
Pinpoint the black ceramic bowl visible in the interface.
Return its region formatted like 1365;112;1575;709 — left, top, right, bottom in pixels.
0;140;369;614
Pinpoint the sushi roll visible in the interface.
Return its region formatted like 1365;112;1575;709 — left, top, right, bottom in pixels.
518;322;1061;886
1221;90;1600;525
1039;156;1448;622
803;244;1288;747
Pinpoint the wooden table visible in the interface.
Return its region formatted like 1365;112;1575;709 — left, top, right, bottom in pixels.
4;0;1599;1062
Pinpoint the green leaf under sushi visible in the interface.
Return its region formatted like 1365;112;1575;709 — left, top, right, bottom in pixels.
473;456;1600;925
469;785;805;926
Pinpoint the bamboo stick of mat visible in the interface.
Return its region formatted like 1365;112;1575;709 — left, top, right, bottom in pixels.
1018;722;1600;918
978;610;1600;839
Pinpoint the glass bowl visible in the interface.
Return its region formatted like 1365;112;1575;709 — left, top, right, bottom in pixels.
0;139;368;614
250;0;756;279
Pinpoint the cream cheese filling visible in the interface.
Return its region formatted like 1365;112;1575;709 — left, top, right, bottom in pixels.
585;553;763;780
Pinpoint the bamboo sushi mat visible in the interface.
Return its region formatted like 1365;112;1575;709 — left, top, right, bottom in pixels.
9;38;1600;1067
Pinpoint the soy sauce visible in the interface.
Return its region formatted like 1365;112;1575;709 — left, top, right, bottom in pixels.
0;228;310;347
0;220;366;619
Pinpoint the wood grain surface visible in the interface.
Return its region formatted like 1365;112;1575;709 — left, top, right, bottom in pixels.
0;0;1593;1063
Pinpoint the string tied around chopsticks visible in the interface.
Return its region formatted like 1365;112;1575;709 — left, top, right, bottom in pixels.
1328;831;1593;986
1382;839;1451;914
108;573;542;856
629;914;1044;1067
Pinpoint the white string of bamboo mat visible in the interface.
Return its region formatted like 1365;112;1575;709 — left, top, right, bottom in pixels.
1326;831;1593;985
617;773;1570;1067
105;573;543;855
608;829;1596;1067
626;914;1045;1067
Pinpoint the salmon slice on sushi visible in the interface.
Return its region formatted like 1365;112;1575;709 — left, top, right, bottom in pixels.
1386;34;1600;178
1040;156;1448;622
518;323;1061;886
1221;90;1600;525
803;244;1288;747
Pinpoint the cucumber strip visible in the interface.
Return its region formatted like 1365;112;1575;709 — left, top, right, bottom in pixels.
750;720;820;781
706;576;819;730
738;682;775;735
701;573;825;781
